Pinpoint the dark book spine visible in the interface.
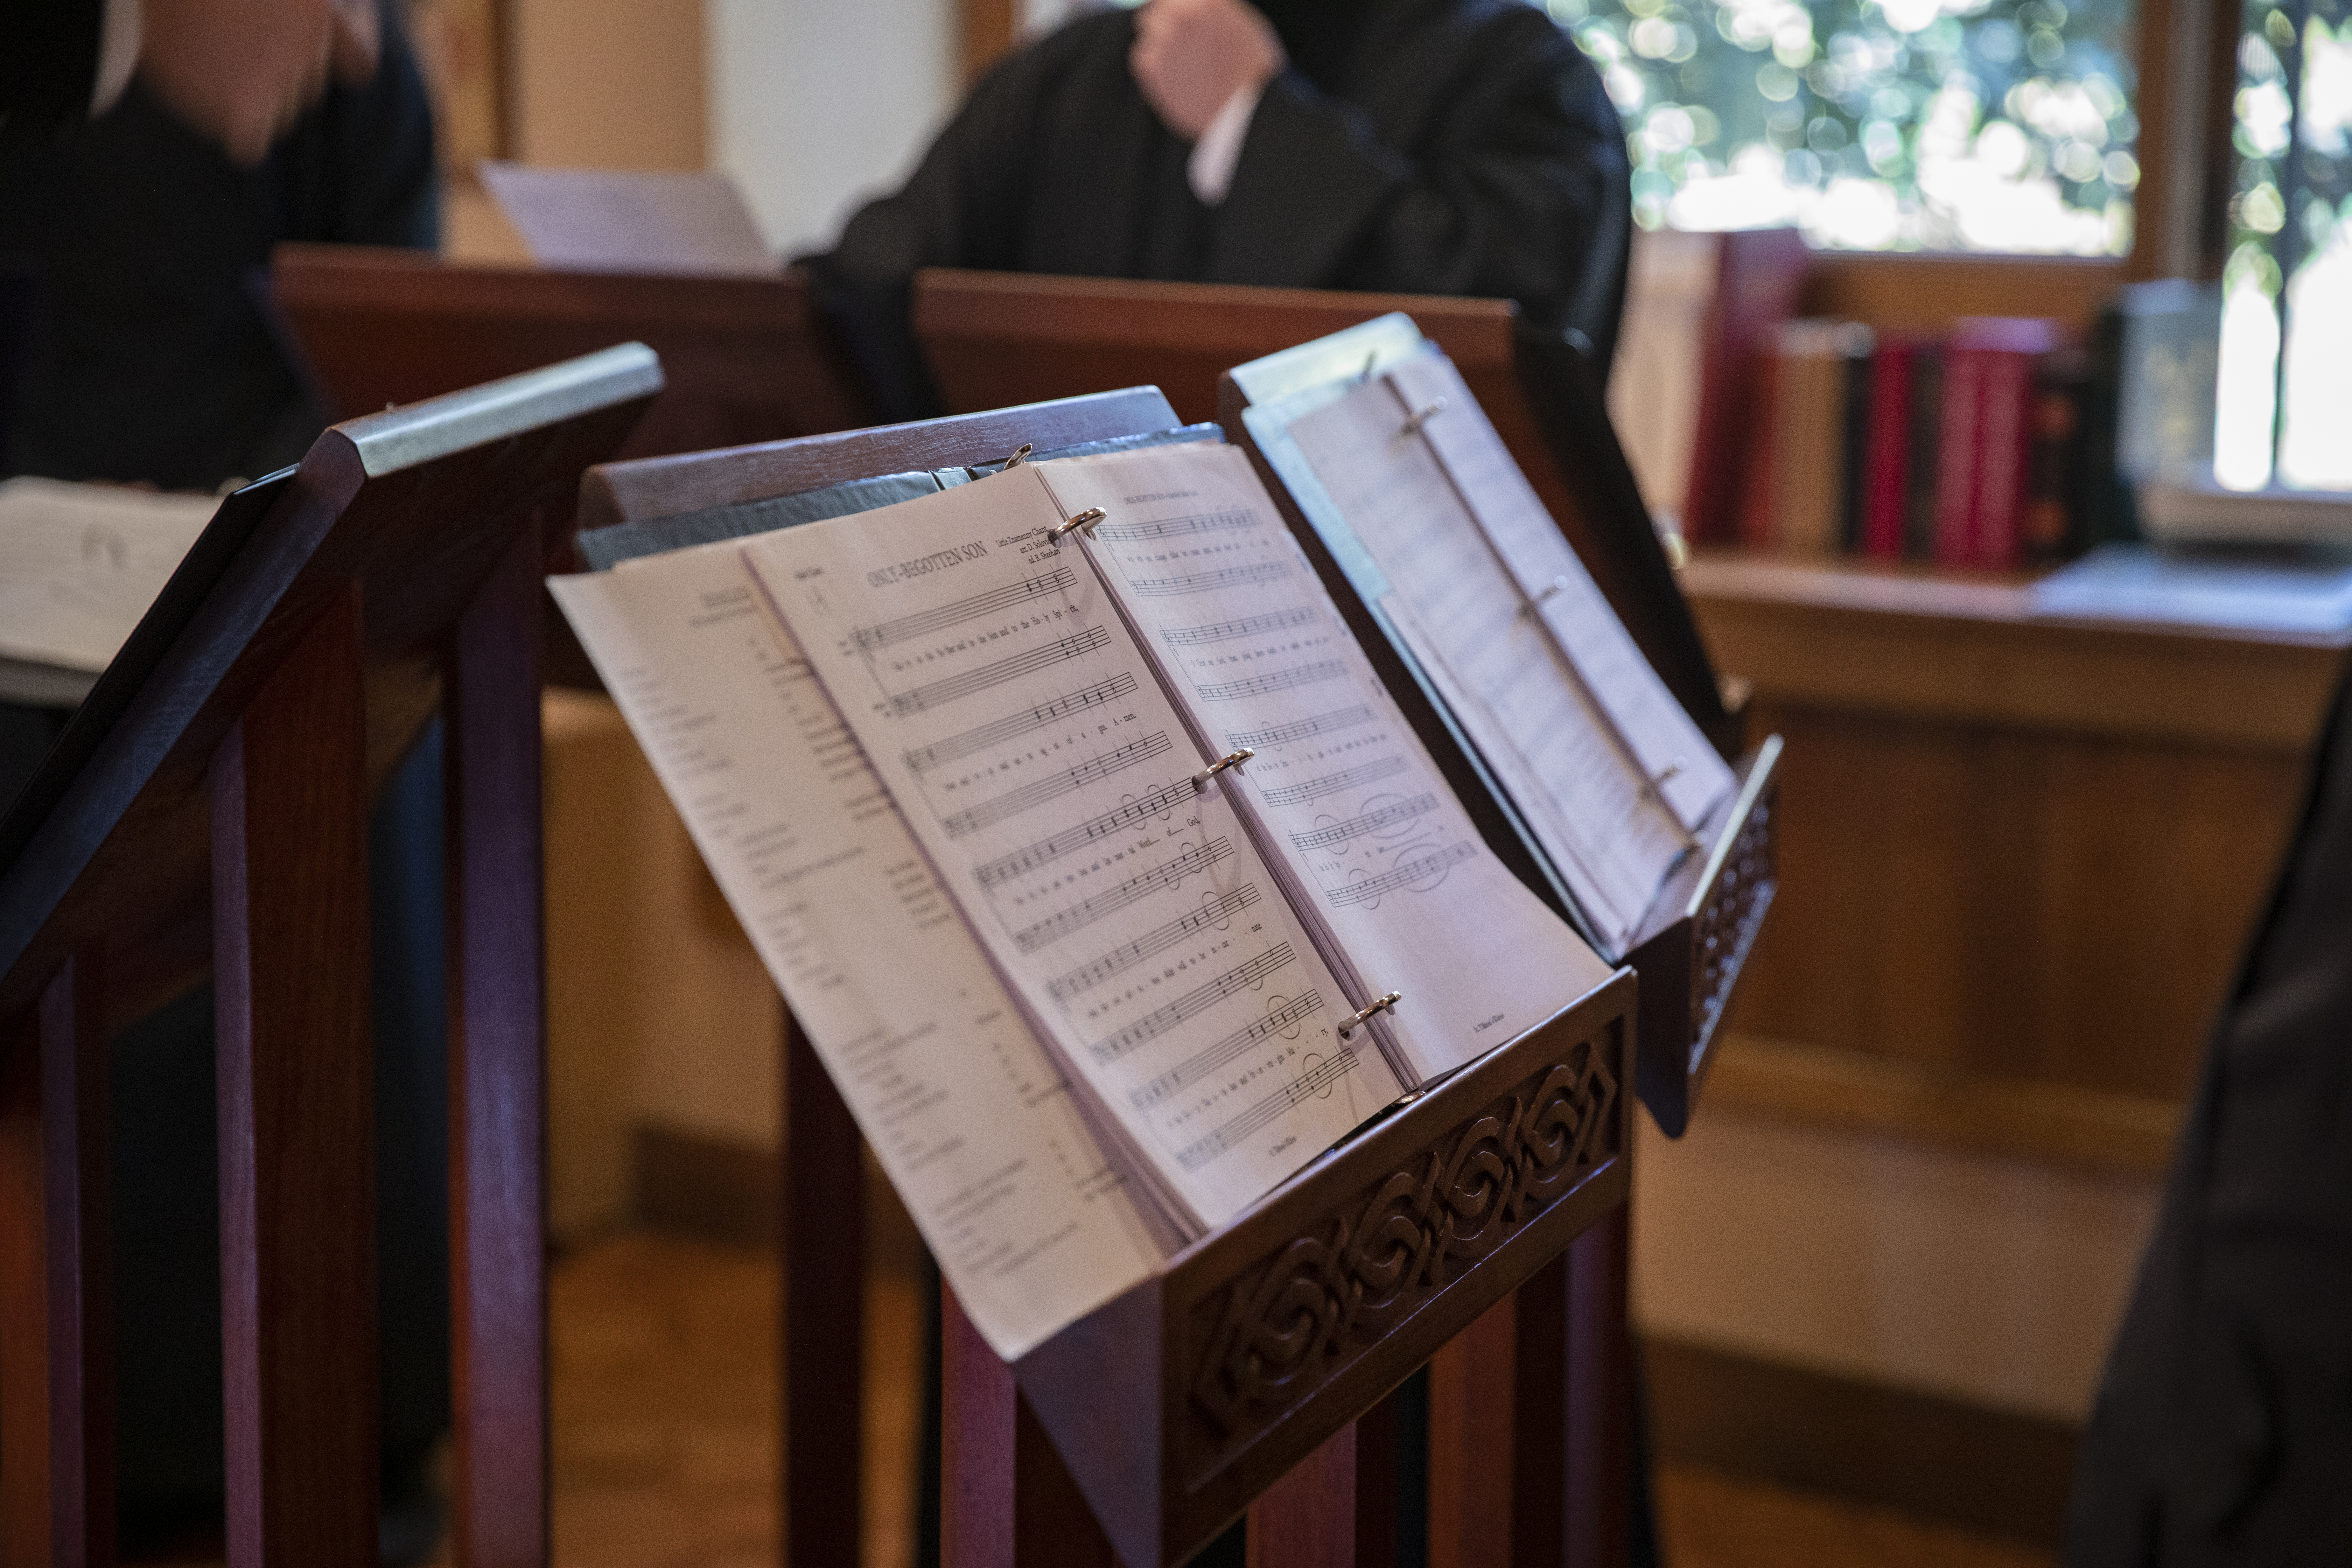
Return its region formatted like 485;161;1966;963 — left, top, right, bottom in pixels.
2024;348;2091;562
1903;347;1945;559
1838;338;1875;554
1861;342;1914;559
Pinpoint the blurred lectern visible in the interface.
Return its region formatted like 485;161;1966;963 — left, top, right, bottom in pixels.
0;345;659;1567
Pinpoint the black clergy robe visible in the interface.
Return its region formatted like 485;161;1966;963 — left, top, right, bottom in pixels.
810;0;1631;422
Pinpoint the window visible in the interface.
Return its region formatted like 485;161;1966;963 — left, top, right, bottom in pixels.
1557;0;2141;254
2215;0;2352;490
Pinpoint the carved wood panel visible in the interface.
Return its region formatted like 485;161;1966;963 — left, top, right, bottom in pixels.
1692;778;1779;1063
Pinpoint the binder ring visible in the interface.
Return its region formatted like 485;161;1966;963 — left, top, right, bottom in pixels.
1521;574;1571;618
1191;747;1255;791
1337;990;1403;1038
1398;398;1448;438
1049;506;1106;541
1000;443;1035;471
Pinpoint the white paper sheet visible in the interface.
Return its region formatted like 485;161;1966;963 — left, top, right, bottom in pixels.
739;470;1406;1233
1038;444;1613;1085
480;161;775;276
0;477;218;677
550;546;1164;1360
1285;377;1694;954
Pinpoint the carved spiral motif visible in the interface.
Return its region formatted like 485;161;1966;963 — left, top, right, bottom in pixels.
1189;1037;1620;1440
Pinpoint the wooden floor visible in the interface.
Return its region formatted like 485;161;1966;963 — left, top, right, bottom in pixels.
514;1231;2055;1568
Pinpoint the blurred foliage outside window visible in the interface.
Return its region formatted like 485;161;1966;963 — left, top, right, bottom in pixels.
2214;0;2352;490
1552;0;2139;253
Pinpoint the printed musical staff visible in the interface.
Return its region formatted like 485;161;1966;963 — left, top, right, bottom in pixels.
1128;991;1326;1110
1194;660;1346;704
1129;561;1289;599
852;567;1076;651
972;778;1198;889
940;731;1173;839
1258;755;1410;808
1228;704;1373;752
1174;1050;1364;1171
1086;946;1298;1065
1046;886;1263;1002
1325;841;1477;908
888;625;1111;716
1288;794;1439;853
1011;838;1235;954
1159;605;1320;649
1094;507;1261;543
902;673;1139;774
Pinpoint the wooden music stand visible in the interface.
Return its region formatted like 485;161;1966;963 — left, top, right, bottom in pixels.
271;245;873;461
1216;315;1780;1140
911;268;1732;755
581;394;1642;1567
0;344;661;1566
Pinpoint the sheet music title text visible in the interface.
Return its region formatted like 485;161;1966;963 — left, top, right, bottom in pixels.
867;539;989;589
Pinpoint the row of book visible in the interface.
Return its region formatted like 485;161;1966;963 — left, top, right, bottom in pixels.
1713;315;2093;569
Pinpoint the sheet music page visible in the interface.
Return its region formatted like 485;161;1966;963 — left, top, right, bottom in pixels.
738;471;1405;1233
1039;444;1613;1083
0;478;218;673
1386;355;1736;833
549;547;1163;1361
1285;379;1692;954
479;161;776;276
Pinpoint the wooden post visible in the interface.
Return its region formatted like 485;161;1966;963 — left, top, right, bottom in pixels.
782;1017;864;1566
446;531;552;1567
1429;1297;1517;1568
213;587;378;1567
1564;1213;1632;1568
1352;1387;1399;1568
1247;1423;1358;1568
940;1285;1115;1568
0;952;113;1568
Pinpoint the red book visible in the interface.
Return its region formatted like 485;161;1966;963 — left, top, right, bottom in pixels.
1738;343;1780;549
1932;348;1984;565
1860;340;1917;560
1945;318;2065;568
1683;228;1809;545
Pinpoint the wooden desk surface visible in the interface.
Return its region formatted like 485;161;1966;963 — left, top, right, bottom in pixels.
1675;551;2350;1127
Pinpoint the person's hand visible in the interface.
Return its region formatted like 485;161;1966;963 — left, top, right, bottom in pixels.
138;0;380;166
1130;0;1284;142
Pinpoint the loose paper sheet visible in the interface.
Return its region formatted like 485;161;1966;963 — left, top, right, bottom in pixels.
0;478;219;679
1040;444;1612;1085
740;471;1406;1233
550;546;1163;1360
480;162;775;276
1285;376;1698;953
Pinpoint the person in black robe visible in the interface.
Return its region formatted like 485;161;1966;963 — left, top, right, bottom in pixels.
810;0;1631;422
2065;666;2352;1565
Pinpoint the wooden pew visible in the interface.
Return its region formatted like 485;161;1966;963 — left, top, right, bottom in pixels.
0;346;659;1567
271;245;873;461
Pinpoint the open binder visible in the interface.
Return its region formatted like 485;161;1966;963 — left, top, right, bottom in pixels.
561;389;1638;1564
1220;314;1782;1135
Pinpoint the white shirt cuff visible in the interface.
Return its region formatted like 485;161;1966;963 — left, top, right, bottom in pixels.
92;0;141;115
1186;78;1266;207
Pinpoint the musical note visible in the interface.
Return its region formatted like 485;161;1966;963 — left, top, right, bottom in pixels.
888;625;1112;716
972;778;1198;889
1158;605;1319;649
1127;990;1325;1110
1128;561;1289;598
902;673;1140;774
1094;507;1261;543
852;566;1076;651
1256;755;1409;808
940;731;1174;839
1194;660;1346;704
1287;794;1439;853
1174;1049;1364;1171
1227;704;1373;752
1046;886;1262;1001
1086;945;1297;1065
1010;838;1234;954
1324;841;1477;908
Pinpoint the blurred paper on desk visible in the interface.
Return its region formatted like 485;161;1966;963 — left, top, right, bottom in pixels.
2031;543;2352;636
0;478;219;704
479;161;775;277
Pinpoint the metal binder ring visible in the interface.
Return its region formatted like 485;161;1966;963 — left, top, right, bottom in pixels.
1191;747;1255;791
1049;506;1106;541
1000;443;1034;471
1337;991;1403;1039
1398;398;1448;438
1521;574;1571;618
1639;756;1688;805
